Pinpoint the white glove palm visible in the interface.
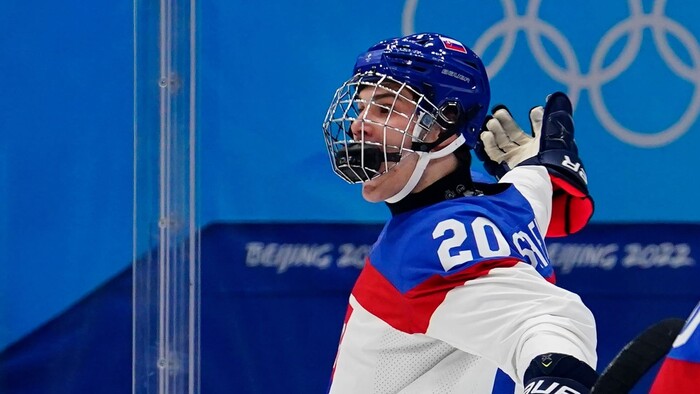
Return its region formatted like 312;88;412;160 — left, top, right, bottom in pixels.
480;106;544;169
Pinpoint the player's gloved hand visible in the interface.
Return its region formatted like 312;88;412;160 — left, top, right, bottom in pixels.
475;92;594;237
477;104;543;175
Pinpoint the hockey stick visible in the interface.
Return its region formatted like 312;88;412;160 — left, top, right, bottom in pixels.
590;318;686;394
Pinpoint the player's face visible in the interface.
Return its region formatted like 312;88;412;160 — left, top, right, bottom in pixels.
350;83;416;151
350;84;422;202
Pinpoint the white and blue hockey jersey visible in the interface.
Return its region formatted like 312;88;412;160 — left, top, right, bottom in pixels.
328;166;597;394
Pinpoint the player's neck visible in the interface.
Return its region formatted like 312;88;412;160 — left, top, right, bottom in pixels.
386;149;475;215
412;153;459;194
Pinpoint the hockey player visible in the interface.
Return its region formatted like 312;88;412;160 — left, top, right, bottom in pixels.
322;32;598;393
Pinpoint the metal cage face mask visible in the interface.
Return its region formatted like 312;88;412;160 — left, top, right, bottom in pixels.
322;72;442;184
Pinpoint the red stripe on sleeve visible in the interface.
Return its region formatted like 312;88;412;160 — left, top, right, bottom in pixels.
352;258;520;334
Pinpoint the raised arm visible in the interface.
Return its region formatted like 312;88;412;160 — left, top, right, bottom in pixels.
476;92;594;237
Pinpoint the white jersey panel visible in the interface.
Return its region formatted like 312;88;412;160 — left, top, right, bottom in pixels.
426;262;597;388
330;296;507;394
500;166;552;237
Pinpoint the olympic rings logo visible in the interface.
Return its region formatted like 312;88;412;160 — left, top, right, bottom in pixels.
402;0;700;147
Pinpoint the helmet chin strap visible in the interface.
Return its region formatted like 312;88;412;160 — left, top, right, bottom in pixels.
384;134;466;204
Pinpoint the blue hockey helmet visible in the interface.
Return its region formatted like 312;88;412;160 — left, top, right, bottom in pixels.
353;33;490;147
323;33;490;186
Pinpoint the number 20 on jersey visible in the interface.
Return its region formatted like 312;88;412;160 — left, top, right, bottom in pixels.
432;217;549;272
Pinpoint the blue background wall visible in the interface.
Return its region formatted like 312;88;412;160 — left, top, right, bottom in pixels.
1;0;700;392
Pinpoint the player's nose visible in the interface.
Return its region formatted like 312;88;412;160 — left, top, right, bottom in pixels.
351;112;375;141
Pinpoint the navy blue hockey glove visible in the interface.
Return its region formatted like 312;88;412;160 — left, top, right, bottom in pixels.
524;353;599;394
477;92;594;237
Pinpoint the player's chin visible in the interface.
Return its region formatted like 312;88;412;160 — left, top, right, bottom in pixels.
361;178;387;202
361;172;403;202
362;157;417;202
361;173;402;202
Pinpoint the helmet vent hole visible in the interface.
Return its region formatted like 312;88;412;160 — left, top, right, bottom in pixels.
457;59;481;71
414;38;431;46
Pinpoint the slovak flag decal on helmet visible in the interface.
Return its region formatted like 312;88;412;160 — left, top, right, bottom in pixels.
439;36;468;54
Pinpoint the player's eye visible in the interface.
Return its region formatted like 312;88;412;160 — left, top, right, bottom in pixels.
377;106;390;114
